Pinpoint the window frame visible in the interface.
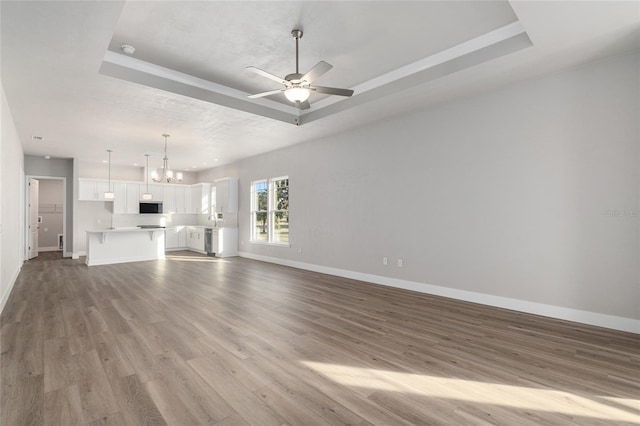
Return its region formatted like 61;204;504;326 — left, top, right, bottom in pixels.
250;176;290;247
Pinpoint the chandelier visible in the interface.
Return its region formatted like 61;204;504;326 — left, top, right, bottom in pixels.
152;134;182;183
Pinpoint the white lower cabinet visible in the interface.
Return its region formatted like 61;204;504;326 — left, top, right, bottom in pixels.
211;228;238;258
186;226;205;253
165;227;187;250
165;228;179;250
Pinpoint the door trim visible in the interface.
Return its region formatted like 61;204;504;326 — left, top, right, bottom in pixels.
24;175;67;260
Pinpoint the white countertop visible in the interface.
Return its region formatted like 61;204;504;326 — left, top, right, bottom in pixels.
86;227;166;233
87;225;236;233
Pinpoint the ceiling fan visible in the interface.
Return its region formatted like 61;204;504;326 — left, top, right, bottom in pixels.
247;29;354;110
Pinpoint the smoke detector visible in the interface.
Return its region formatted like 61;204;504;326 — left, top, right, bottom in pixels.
121;44;135;55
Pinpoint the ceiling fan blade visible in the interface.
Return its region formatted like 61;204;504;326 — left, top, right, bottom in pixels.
295;100;311;110
246;66;288;85
248;89;284;99
301;61;332;84
311;86;354;97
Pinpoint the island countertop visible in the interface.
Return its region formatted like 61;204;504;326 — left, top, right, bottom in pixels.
86;227;166;233
85;227;166;266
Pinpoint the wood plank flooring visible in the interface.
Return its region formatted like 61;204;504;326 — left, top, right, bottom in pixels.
1;251;638;425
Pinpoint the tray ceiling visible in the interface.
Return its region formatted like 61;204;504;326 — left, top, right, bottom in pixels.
1;1;638;169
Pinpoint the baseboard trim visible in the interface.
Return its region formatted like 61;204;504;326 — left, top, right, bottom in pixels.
0;266;21;316
38;247;62;252
238;252;639;334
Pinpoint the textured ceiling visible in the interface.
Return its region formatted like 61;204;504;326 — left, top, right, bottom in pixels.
1;1;638;172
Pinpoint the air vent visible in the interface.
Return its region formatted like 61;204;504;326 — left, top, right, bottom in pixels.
32;135;44;141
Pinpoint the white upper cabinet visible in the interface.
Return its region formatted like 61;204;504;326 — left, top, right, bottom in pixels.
79;178;219;217
113;183;127;213
162;186;176;213
113;183;140;214
191;183;211;214
78;179;98;201
215;177;238;213
149;184;163;201
175;186;188;214
78;179;113;201
125;183;140;213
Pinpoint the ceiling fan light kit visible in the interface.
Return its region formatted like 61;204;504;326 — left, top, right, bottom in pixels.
284;87;310;103
247;28;354;111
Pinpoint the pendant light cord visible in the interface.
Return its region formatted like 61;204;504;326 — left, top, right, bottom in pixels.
107;149;112;192
145;154;150;192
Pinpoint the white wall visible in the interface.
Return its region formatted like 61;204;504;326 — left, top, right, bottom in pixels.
78;160;199;184
1;84;25;314
198;51;639;331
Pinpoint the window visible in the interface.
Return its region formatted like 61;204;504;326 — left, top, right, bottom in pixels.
250;176;289;245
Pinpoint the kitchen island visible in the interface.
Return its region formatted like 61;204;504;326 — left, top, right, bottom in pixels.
85;227;166;266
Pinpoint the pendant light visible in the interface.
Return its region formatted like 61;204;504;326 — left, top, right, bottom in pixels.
152;134;183;183
104;149;115;200
141;154;153;200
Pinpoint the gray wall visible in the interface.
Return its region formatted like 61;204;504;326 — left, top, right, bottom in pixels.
198;51;639;321
24;156;74;256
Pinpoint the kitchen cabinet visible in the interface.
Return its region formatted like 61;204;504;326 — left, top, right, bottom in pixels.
162;186;176;213
78;179;96;200
126;184;140;213
113;183;140;214
191;183;211;214
78;179;112;201
178;227;187;247
175;186;189;214
214;178;238;213
149;184;163;201
165;227;187;250
183;187;192;214
113;183;126;213
187;226;205;252
211;227;238;258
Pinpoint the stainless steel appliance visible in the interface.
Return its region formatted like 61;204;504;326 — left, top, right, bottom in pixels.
139;202;163;214
205;228;214;256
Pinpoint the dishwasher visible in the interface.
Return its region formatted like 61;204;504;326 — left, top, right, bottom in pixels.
204;228;218;257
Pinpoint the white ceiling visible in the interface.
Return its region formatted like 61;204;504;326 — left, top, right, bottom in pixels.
1;1;638;172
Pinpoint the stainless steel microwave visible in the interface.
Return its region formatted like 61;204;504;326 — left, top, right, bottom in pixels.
139;202;163;214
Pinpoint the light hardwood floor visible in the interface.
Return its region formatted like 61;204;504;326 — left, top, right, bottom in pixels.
1;251;638;425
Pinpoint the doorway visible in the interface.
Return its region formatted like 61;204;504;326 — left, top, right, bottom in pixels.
25;176;67;260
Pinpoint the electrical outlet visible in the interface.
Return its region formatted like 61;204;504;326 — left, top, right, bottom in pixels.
97;219;101;224
298;248;303;254
44;228;48;232
383;257;388;265
397;258;403;267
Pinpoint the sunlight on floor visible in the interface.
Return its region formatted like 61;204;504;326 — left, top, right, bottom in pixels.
301;361;640;422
